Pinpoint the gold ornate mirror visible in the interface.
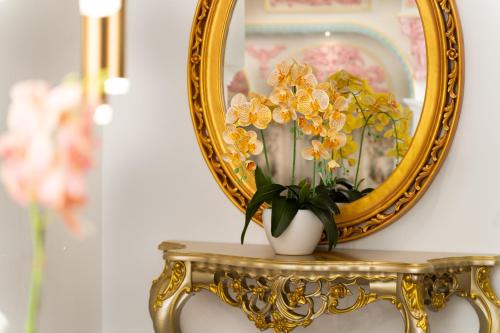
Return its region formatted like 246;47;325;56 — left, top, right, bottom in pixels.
188;0;463;242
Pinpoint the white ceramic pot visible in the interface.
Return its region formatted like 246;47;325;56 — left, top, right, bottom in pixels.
263;209;324;255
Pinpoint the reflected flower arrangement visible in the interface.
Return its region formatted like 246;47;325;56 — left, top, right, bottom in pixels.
222;59;413;249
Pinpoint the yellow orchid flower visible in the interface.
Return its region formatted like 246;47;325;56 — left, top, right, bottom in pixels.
222;146;245;166
244;160;257;172
296;89;330;118
327;110;347;132
339;135;358;165
225;93;272;129
387;139;410;159
384;118;409;139
267;59;294;87
343;112;364;133
273;105;297;124
332;93;348;111
302;140;330;161
327;159;340;171
249;98;273;129
291;63;317;89
269;87;294;105
248;92;274;108
226;93;251;125
324;129;347;150
223;125;263;156
298;116;326;137
372;112;391;132
329;70;370;95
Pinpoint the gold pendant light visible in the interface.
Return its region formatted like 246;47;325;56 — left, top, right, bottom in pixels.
81;0;128;105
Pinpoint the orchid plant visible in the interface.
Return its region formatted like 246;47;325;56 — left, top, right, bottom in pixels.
0;78;97;333
223;59;412;250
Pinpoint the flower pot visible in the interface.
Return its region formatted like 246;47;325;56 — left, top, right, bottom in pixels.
263;209;323;255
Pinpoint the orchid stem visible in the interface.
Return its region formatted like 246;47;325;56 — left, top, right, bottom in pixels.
312;160;317;195
25;204;46;333
260;130;271;177
353;114;374;191
291;121;297;185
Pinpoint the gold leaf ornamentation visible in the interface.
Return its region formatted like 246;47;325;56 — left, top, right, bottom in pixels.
402;275;429;332
152;261;187;311
423;272;459;311
476;267;500;307
191;272;398;332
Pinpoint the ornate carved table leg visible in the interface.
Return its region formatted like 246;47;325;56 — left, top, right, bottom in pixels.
461;267;500;333
399;274;429;333
149;261;192;333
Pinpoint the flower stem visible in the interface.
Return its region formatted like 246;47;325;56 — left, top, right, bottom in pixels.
312;160;317;195
354;114;374;191
25;205;46;333
387;114;401;165
291;121;297;185
260;130;271;177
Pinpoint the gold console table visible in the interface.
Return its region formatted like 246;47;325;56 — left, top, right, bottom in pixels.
149;241;500;333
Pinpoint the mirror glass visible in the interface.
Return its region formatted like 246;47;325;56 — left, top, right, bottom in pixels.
223;0;426;191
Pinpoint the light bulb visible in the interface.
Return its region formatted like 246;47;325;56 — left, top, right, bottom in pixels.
80;0;122;18
94;104;114;126
105;77;130;95
0;311;8;333
324;31;331;37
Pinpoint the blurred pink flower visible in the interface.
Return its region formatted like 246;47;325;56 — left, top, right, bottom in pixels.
0;80;96;235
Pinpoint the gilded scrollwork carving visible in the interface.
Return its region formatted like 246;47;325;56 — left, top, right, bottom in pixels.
423;272;460;311
401;275;428;332
455;266;500;333
476;267;500;307
152;261;187;311
188;271;398;333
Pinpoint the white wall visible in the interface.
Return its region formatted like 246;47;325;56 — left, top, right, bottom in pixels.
0;1;101;332
102;1;500;332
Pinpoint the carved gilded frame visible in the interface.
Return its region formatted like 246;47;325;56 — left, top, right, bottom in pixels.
188;0;463;242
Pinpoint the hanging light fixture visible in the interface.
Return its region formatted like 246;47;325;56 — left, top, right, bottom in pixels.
93;103;114;126
81;0;128;106
80;0;122;18
104;3;130;96
0;310;8;333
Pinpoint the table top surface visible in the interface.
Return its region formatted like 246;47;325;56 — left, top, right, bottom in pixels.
159;241;499;274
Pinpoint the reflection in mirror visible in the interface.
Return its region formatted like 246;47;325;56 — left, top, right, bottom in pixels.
224;0;426;192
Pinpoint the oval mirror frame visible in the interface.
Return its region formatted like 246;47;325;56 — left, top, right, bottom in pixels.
188;0;463;242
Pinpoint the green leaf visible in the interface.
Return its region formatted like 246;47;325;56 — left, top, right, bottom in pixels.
271;197;299;238
255;166;271;190
298;183;311;205
361;188;374;195
342;189;362;202
305;204;339;251
314;184;329;196
310;193;337;214
297;179;307;188
356;178;366;189
328;189;349;203
286;185;300;199
241;184;285;244
335;178;354;190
